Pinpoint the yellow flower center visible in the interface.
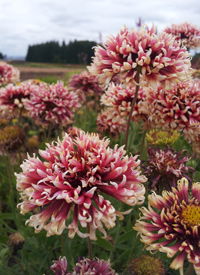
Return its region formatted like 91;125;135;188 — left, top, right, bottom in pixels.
181;204;200;227
146;129;180;146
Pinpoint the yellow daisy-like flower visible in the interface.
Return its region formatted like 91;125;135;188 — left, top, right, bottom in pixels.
146;129;180;147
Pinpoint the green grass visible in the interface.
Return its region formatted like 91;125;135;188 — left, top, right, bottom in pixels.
65;70;83;82
8;61;87;70
37;70;84;84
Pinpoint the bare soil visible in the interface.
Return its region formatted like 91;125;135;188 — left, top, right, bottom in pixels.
16;67;74;81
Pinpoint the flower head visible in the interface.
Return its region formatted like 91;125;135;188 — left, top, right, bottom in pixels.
164;22;200;49
146;129;180;147
101;83;147;123
97;109;127;139
0;61;20;86
7;232;25;253
0;125;26;153
25;81;80;127
68;71;103;103
22;78;48;87
27;135;39;154
127;254;165;275
0;83;32;119
134;178;200;275
51;257;118;275
16;131;146;240
88;24;191;90
142;80;200;139
51;256;68;275
143;146;195;192
67;127;82;139
70;257;118;275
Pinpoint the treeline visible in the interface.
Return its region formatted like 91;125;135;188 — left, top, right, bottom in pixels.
26;40;98;64
0;52;6;59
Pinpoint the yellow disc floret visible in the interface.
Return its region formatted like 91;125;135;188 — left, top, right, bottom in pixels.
181;204;200;227
146;129;180;147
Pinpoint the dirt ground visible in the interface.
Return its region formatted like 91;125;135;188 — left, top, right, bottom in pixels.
16;67;73;81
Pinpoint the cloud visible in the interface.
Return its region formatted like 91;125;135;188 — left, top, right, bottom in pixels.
1;0;200;57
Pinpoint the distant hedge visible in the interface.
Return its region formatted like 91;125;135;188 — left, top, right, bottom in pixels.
0;52;6;59
26;40;98;64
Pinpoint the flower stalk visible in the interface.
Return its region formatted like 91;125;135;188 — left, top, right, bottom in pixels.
87;224;92;260
124;69;140;150
140;129;147;160
185;263;194;275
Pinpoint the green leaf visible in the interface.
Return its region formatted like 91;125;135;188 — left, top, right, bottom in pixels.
117;229;136;244
99;250;109;261
0;235;9;244
0;213;14;220
94;235;113;251
113;248;131;266
116;244;130;250
0;247;9;257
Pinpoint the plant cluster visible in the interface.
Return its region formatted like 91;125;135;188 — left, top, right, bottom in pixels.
1;21;200;275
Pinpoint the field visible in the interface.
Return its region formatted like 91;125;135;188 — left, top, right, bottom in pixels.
1;55;200;275
9;62;86;83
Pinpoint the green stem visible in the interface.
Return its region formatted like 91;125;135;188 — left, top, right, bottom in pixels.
112;248;131;268
128;234;139;262
124;70;140;150
87;224;92;260
109;201;124;262
7;153;21;230
61;234;65;256
184;263;194;275
2;152;13;197
17;108;23;127
14;257;27;275
2;152;20;230
84;101;87;131
140;129;147;160
47;123;53;142
128;121;136;152
109;222;121;262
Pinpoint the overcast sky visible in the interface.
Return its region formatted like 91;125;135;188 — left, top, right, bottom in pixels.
1;0;200;57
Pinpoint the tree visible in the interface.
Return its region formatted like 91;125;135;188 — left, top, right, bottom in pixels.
25;40;97;64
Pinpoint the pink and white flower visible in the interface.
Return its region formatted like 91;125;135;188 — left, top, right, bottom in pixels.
0;61;20;86
97;109;127;139
68;71;103;103
134;178;200;275
164;22;200;49
16;131;146;239
51;257;118;275
25;81;80;127
70;257;118;275
142;80;200;138
51;256;68;275
143;146;195;192
88;25;191;90
0;83;32;118
101;83;147;123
